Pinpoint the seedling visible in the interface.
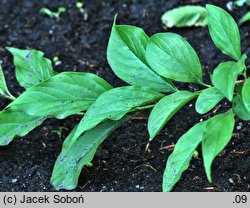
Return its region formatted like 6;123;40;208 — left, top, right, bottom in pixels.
76;2;84;9
53;56;62;66
51;127;68;138
53;56;59;63
162;5;207;28
193;150;199;159
40;7;66;19
0;4;249;192
86;162;93;168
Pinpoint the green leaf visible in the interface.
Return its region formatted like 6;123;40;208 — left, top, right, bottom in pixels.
233;94;250;120
202;110;235;182
7;72;112;119
107;22;176;93
0;108;46;146
163;121;207;192
51;116;129;190
40;7;66;18
162;6;207;28
206;4;241;60
0;63;15;100
195;87;224;114
7;47;57;89
163;110;235;191
0;72;111;146
148;91;197;140
146;33;203;84
235;0;250;7
240;11;250;24
241;78;250;112
71;86;164;146
211;57;246;101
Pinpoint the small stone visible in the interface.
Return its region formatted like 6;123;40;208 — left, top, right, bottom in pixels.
189;104;193;107
236;125;242;130
55;61;62;66
83;13;88;21
226;2;234;11
229;178;234;183
135;185;140;189
11;179;17;184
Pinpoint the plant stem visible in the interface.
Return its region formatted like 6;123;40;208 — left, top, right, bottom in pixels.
129;104;155;113
77;112;85;116
2;94;16;101
236;80;245;84
243;65;248;79
200;82;211;88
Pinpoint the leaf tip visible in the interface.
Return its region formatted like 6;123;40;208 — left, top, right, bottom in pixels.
207;174;212;183
5;46;13;52
5;47;19;55
113;14;118;26
149;133;155;141
204;162;213;183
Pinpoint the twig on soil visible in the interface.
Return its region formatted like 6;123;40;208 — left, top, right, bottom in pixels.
134;163;157;172
145;142;150;152
159;144;175;151
132;116;148;120
230;150;246;155
212;104;221;114
192;176;200;181
202;186;217;190
77;181;90;189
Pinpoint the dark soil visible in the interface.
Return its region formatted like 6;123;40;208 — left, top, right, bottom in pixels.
0;0;250;192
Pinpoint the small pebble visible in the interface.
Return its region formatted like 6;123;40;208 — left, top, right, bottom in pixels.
229;178;234;183
11;179;17;184
189;104;193;107
83;13;88;21
55;61;62;66
135;185;140;189
226;2;234;11
236;125;242;130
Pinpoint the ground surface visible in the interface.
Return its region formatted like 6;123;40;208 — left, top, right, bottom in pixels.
0;0;249;192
